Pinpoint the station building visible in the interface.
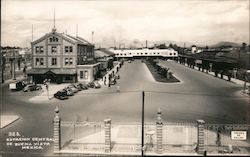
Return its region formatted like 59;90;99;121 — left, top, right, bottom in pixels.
110;48;178;59
27;28;100;84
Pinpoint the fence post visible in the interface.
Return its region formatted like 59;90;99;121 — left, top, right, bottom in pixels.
53;106;61;153
156;108;163;154
104;119;111;153
197;120;205;154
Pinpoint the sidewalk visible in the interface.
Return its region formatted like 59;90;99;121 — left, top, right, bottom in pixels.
59;124;250;156
171;61;245;85
98;61;121;86
0;115;20;129
29;83;70;103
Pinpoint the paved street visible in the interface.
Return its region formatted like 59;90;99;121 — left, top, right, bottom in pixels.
1;59;249;155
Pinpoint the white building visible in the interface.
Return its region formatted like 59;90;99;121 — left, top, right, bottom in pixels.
110;48;178;58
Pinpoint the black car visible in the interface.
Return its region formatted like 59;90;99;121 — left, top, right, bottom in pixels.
54;90;68;100
87;82;95;88
23;84;42;92
73;83;83;91
63;88;74;96
78;83;88;90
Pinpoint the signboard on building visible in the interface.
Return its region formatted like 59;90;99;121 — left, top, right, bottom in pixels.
231;131;247;140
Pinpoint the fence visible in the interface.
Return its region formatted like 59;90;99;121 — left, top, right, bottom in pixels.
53;107;250;155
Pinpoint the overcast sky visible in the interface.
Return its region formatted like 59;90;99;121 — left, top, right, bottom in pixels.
1;0;249;47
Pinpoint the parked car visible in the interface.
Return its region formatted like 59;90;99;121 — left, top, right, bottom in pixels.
63;88;74;96
87;82;95;88
67;85;78;93
94;81;101;88
54;90;68;100
9;81;26;91
23;84;42;92
73;83;82;91
79;83;88;90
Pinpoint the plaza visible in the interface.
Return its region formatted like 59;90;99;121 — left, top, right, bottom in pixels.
1;59;249;156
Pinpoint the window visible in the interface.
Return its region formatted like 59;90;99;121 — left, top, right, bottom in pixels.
158;53;160;55
35;58;44;66
170;53;172;56
40;47;44;53
69;58;73;65
49;36;59;43
65;46;69;53
65;58;69;65
84;71;88;79
52;58;57;65
51;46;57;53
36;47;40;53
35;46;44;54
65;58;73;65
35;58;39;65
40;58;44;65
69;46;73;52
65;46;73;53
80;71;83;79
65;76;72;81
174;53;176;55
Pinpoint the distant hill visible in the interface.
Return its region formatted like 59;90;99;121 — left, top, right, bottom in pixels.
147;40;198;48
210;41;242;48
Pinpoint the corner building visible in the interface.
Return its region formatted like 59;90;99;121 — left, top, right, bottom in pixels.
27;28;98;83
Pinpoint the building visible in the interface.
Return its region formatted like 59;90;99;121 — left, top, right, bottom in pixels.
110;48;178;59
27;27;99;83
191;45;197;54
94;48;115;70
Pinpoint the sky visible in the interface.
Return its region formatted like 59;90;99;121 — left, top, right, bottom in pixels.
1;0;250;48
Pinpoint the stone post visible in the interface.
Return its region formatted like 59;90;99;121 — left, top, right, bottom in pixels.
53;106;61;153
197;120;205;154
156;108;163;154
104;119;111;153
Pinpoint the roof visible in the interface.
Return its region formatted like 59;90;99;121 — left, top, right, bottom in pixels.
27;69;76;75
32;29;92;46
94;49;115;58
27;69;48;75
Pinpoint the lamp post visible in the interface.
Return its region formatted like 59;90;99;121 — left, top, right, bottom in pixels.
141;91;145;156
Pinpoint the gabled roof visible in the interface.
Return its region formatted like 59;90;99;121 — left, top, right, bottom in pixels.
31;30;92;46
76;36;92;45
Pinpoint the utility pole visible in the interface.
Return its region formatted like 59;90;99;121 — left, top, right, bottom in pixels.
1;50;4;83
141;91;145;156
76;24;78;37
91;31;94;45
12;50;16;80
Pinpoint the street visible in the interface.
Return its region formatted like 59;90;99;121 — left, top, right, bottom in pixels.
1;59;249;155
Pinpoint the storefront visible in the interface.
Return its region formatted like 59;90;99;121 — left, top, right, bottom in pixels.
27;69;77;84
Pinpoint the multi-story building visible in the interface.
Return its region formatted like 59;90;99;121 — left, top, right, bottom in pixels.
27;28;99;83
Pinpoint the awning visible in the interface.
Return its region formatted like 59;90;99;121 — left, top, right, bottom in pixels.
51;69;76;75
27;69;76;75
27;69;49;75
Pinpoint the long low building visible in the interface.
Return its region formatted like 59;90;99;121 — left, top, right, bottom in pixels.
110;48;178;58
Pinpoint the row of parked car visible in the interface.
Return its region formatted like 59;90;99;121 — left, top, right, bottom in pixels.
54;81;101;100
9;81;43;92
